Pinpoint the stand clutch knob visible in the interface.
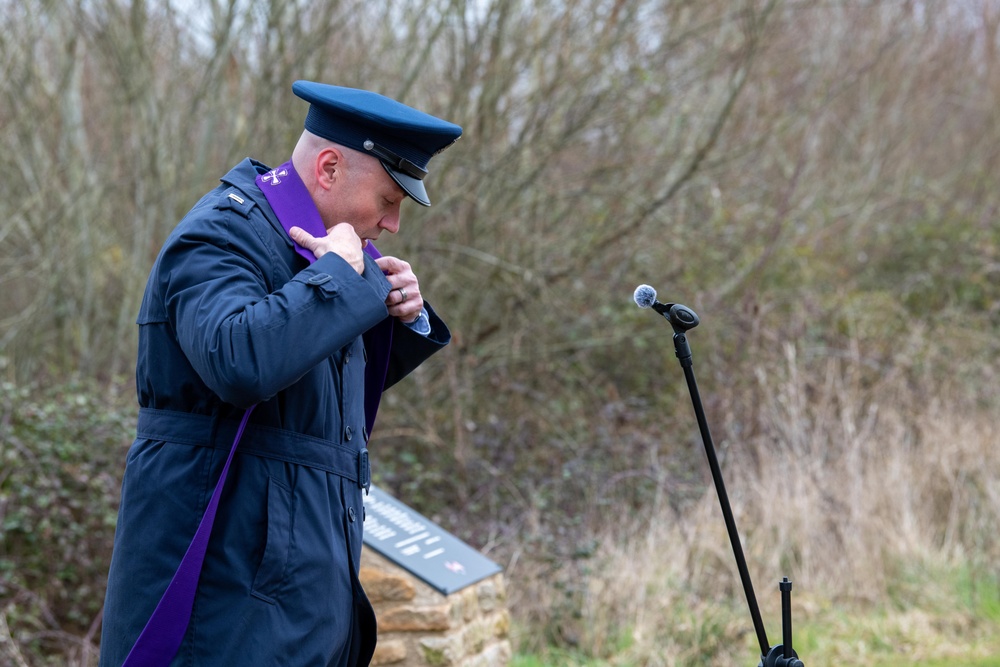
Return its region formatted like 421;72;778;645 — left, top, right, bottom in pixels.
760;645;803;667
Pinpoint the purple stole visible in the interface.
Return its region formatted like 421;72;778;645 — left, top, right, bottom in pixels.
254;160;393;437
123;161;392;666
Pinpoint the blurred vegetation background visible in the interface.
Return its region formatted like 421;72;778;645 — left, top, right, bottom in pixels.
2;0;999;665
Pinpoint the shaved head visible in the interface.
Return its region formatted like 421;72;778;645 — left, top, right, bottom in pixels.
292;130;380;188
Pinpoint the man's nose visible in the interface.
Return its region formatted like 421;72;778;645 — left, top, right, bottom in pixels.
380;211;400;234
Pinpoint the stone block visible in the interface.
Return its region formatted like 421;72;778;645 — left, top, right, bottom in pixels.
361;566;417;603
477;579;500;612
418;634;463;666
461;618;490;654
379;604;453;632
462;640;513;667
371;639;408;665
491;610;510;639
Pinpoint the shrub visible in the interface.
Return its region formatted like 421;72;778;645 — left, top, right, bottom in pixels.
0;380;133;661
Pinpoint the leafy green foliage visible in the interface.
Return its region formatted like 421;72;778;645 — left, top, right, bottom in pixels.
0;380;132;655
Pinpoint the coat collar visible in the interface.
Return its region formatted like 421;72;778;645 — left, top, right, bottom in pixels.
220;158;292;251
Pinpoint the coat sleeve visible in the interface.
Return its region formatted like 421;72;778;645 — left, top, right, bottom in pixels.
381;300;451;391
157;205;393;408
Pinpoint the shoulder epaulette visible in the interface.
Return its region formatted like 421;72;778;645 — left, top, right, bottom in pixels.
216;187;257;219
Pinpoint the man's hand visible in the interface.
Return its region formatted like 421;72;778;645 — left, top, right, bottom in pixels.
289;223;364;275
375;256;423;323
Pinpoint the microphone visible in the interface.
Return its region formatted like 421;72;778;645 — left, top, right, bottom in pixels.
633;284;658;309
633;284;700;331
633;284;670;315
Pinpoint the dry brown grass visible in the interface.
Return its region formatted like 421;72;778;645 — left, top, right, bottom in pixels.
508;338;1000;664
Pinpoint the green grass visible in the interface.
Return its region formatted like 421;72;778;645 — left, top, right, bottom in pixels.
513;648;1000;667
511;563;1000;667
874;659;1000;667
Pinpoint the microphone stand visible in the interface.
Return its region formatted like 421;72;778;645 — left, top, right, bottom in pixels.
651;301;803;667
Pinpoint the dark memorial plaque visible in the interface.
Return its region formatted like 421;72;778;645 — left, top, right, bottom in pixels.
362;484;502;595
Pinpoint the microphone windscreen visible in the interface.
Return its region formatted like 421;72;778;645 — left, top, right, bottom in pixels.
633;284;657;309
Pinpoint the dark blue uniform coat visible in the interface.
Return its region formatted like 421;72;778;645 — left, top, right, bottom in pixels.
99;159;449;666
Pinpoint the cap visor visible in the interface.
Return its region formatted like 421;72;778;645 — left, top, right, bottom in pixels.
380;161;431;207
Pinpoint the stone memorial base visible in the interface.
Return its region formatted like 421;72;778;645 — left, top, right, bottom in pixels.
361;549;511;666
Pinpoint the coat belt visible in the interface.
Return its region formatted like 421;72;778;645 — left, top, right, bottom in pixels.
136;407;370;491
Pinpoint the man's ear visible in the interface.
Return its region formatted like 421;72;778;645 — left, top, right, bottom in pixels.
316;147;343;190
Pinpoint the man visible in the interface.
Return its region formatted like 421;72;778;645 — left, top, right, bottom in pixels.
99;81;462;666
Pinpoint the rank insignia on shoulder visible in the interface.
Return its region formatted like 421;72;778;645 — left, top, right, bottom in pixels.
217;188;255;218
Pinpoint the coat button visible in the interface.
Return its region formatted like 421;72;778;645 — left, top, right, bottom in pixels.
345;426;354;441
348;507;356;522
363;426;369;443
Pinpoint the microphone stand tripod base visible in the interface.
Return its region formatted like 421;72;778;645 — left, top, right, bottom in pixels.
760;645;803;667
